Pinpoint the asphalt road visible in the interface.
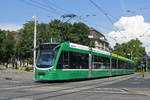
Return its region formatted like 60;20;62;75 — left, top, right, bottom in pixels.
0;69;150;100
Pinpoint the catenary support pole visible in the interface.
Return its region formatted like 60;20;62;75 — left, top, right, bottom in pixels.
33;16;37;69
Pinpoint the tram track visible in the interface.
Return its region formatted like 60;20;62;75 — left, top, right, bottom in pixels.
1;74;133;90
0;81;65;91
0;74;130;90
4;74;136;100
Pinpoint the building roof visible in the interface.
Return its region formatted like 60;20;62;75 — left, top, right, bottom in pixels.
89;27;106;41
89;27;105;37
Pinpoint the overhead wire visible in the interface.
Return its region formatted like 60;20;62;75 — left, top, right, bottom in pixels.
77;15;113;34
71;3;112;33
29;0;64;14
46;0;70;13
39;0;79;23
89;0;129;42
89;0;118;24
20;0;62;15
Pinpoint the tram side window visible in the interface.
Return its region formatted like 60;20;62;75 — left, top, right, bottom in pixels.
69;52;89;69
56;51;69;69
118;60;126;69
128;63;131;69
121;61;125;69
69;52;79;69
93;55;102;69
63;51;70;69
129;63;134;69
122;61;125;69
93;55;110;69
124;62;128;69
112;59;117;69
103;57;110;69
81;53;89;69
56;51;89;69
125;62;130;69
131;63;134;69
124;62;127;69
56;51;63;69
126;63;130;69
127;63;134;69
118;60;123;69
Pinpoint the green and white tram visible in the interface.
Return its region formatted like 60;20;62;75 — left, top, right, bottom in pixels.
35;42;135;81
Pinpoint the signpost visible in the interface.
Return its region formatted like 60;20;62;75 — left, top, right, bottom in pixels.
142;64;145;77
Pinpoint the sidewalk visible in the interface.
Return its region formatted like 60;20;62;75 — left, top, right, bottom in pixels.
0;68;34;81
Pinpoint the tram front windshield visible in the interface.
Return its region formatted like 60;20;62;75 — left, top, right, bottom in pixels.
36;49;57;68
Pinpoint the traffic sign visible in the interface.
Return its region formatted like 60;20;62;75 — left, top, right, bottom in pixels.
142;64;145;68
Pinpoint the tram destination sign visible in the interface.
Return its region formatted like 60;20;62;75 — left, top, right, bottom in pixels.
70;43;90;51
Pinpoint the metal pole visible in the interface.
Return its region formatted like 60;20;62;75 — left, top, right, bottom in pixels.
89;52;92;78
146;55;148;72
130;52;132;60
88;36;93;78
33;16;37;68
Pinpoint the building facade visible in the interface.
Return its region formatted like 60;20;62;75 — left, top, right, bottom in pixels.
89;27;110;51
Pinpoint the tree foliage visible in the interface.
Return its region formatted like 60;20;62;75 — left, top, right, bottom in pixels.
16;21;34;61
0;30;5;63
68;22;91;46
0;30;15;66
113;39;146;68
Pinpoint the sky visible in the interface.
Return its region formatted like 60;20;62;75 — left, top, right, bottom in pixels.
0;0;150;53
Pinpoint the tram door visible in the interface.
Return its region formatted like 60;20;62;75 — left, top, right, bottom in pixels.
110;58;112;75
89;54;92;78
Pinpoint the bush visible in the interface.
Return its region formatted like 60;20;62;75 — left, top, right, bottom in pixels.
19;66;26;71
18;66;34;72
0;65;6;69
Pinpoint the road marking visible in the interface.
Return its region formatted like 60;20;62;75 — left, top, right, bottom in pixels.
11;98;33;100
0;84;51;90
122;88;150;96
83;90;128;94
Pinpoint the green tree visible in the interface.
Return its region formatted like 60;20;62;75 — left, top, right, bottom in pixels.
48;19;62;42
16;21;34;65
0;31;15;67
0;30;5;63
69;22;93;46
113;39;146;69
113;43;126;57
